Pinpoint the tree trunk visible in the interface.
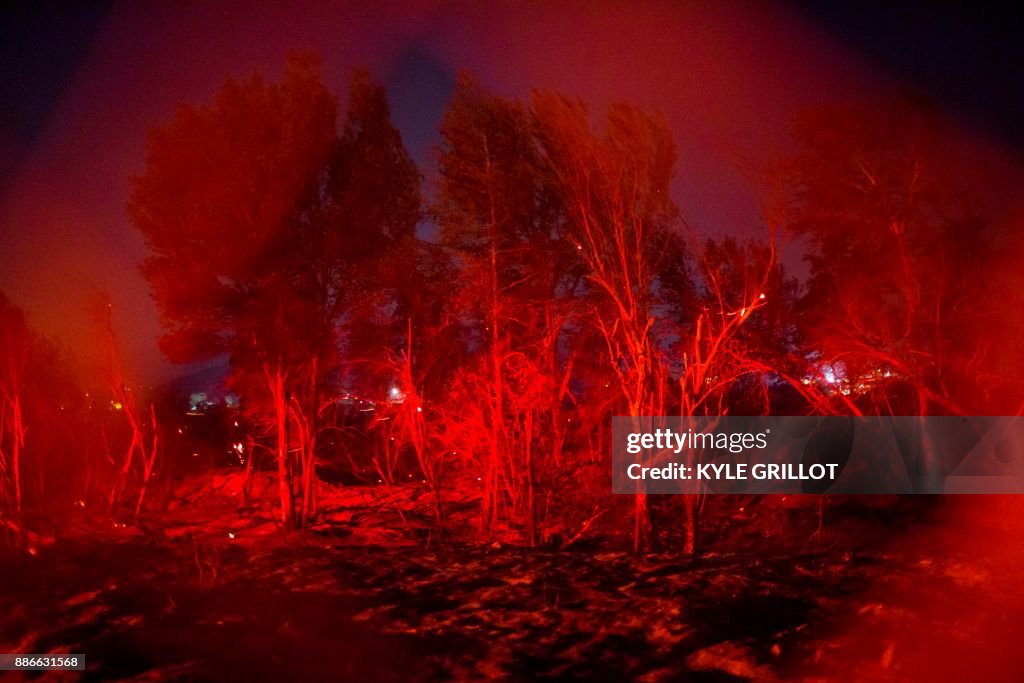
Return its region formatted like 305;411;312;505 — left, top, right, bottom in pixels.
633;492;653;553
479;136;504;540
109;409;143;516
11;399;24;548
133;404;159;520
525;411;536;546
272;370;294;530
683;494;700;557
300;432;316;528
300;358;319;528
242;435;256;506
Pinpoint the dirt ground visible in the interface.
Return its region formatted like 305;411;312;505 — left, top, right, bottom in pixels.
2;486;1022;682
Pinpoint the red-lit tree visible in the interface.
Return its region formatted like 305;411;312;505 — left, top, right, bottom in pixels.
784;96;1001;417
672;238;785;553
533;96;787;554
532;94;683;552
330;69;423;391
132;56;419;529
291;69;421;526
0;293;87;547
90;292;159;520
132;54;338;529
0;293;28;545
434;75;580;543
669;236;816;416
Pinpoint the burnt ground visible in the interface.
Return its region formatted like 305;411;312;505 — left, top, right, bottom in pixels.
2;486;1023;682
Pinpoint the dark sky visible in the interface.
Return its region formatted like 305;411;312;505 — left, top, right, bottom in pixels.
1;1;1022;383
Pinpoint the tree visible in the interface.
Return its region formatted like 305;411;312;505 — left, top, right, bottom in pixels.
532;94;683;552
435;75;578;543
0;293;88;547
0;293;28;545
331;70;423;385
90;293;160;520
533;95;785;555
784;95;1000;417
293;68;422;527
133;55;422;529
131;54;338;530
673;237;800;411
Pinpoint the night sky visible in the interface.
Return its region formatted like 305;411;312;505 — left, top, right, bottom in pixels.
1;1;1022;383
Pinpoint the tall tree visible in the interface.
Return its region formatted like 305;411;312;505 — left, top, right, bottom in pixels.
132;56;420;529
331;69;423;381
435;75;578;542
533;95;779;554
132;54;338;529
294;69;422;526
784;95;999;416
90;293;159;520
0;292;28;545
532;94;682;552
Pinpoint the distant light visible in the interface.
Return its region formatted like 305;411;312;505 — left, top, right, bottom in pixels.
228;532;236;539
389;386;400;398
759;293;766;300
